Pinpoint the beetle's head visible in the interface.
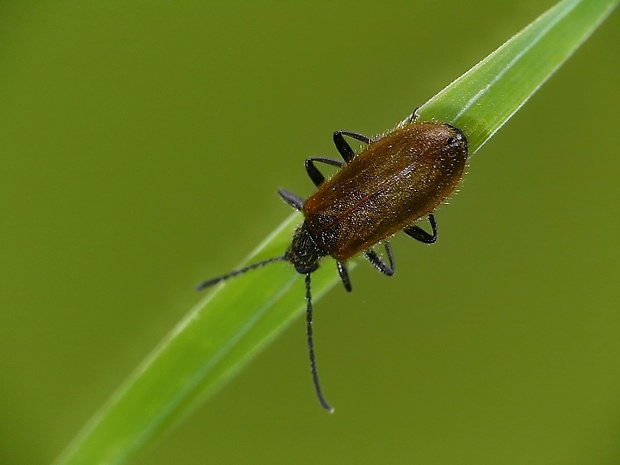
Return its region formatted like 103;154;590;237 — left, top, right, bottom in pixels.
285;222;326;275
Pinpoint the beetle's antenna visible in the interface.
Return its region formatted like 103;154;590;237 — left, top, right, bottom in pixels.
196;256;286;291
305;273;334;413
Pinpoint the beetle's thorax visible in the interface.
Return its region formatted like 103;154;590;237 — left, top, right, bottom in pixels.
285;222;327;274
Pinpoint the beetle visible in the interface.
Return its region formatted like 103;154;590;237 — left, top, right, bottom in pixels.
197;111;468;412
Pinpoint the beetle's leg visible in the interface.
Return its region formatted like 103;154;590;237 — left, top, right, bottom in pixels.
306;130;372;186
404;213;437;244
336;261;352;292
305;157;344;187
405;106;421;124
333;130;372;163
364;241;395;276
278;188;305;211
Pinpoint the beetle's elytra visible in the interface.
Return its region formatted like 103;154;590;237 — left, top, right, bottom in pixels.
198;113;468;412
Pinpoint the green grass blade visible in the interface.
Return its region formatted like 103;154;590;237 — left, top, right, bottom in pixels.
416;0;618;154
52;1;617;464
53;212;344;465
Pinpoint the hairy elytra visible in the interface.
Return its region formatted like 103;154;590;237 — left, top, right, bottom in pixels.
198;115;468;412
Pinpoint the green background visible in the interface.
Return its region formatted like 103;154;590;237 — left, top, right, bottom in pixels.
1;2;619;464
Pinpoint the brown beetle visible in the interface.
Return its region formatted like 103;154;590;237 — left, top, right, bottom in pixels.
198;113;468;412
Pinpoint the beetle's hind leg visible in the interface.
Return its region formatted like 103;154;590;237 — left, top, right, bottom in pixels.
405;106;421;124
364;242;395;276
404;213;437;244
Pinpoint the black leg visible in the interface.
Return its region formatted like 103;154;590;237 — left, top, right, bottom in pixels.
364;242;395;276
337;261;352;292
278;188;305;211
333;130;372;163
406;106;421;124
404;213;437;244
305;130;373;186
305;156;344;187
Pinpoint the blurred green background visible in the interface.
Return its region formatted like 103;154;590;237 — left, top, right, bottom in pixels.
1;1;619;464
